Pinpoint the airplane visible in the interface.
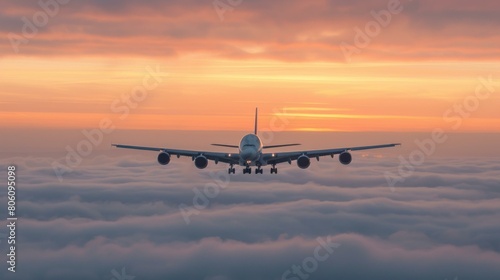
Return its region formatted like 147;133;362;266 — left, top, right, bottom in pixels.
112;108;400;174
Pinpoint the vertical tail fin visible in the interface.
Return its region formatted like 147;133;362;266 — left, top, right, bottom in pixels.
254;107;258;135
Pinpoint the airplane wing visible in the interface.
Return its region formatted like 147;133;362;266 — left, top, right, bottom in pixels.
111;144;240;164
262;143;400;165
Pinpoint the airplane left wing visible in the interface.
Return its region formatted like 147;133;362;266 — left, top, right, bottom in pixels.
112;144;240;164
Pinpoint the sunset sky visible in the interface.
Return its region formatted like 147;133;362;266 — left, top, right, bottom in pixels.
1;0;499;133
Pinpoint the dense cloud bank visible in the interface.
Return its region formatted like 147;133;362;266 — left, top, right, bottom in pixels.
0;155;499;279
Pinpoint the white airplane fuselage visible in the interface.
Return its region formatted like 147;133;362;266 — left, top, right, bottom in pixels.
238;134;263;166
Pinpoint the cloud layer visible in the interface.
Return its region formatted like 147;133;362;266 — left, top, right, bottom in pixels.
1;153;499;279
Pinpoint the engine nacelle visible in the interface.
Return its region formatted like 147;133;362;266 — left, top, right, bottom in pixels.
339;152;352;165
194;155;209;169
157;152;171;165
297;155;311;169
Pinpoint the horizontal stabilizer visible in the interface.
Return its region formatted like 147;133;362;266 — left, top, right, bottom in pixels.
211;144;239;148
263;144;301;149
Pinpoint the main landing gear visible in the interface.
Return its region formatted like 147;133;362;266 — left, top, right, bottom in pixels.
270;165;278;174
243;166;252;174
244;165;263;174
242;166;263;174
255;166;263;174
229;165;278;174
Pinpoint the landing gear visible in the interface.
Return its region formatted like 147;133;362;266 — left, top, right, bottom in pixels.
243;167;252;174
255;167;263;174
228;165;236;174
270;165;278;174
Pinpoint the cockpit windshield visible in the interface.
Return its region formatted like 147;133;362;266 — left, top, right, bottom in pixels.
239;134;263;150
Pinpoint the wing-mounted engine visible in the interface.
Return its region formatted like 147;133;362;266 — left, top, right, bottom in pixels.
157;152;171;165
339;152;352;165
194;155;209;169
297;155;311;169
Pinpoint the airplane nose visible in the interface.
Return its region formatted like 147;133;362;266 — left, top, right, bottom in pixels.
241;147;257;160
241;149;251;159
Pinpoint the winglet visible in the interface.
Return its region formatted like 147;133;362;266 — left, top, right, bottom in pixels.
254;107;258;135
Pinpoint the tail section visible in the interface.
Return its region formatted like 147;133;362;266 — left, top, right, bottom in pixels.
254;107;258;135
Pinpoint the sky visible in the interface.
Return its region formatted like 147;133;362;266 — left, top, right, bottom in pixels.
0;0;499;133
1;0;500;279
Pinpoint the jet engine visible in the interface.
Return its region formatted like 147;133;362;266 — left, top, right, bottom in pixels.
194;155;209;169
297;155;311;169
339;152;352;165
157;152;171;165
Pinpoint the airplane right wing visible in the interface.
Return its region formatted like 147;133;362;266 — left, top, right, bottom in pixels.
262;143;401;166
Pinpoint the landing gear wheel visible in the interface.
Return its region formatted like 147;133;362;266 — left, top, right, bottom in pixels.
228;167;236;174
270;166;278;174
256;168;263;174
243;167;252;174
